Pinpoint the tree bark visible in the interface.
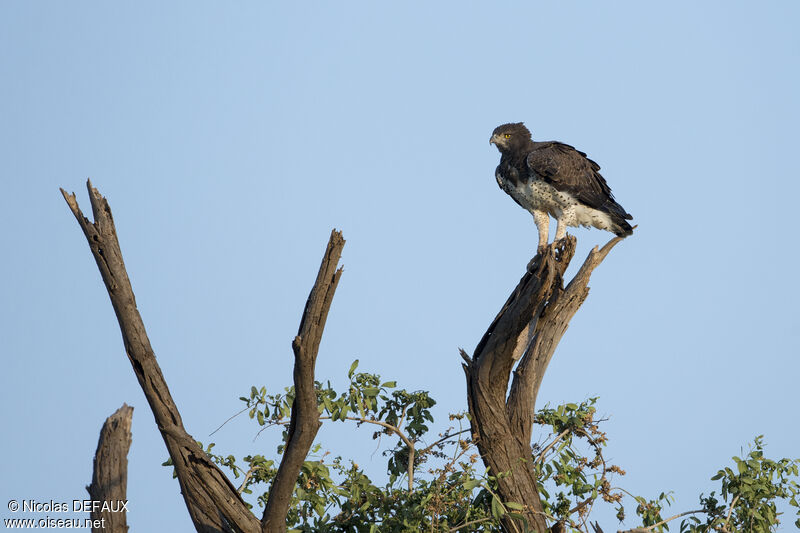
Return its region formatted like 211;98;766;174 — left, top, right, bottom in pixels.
63;179;624;532
262;230;345;532
87;404;133;533
63;181;344;533
463;235;627;532
63;180;261;533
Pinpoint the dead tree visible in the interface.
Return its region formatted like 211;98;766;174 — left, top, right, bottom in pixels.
87;404;133;533
63;180;344;533
65;180;627;532
462;235;628;532
261;231;344;530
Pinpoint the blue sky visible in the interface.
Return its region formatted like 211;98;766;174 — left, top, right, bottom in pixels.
1;2;798;531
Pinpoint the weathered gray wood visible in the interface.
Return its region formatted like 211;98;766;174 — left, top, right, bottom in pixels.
64;178;625;532
87;404;133;533
261;230;345;533
64;181;346;533
63;181;261;533
464;234;627;532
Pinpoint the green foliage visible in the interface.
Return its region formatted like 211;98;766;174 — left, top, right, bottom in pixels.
629;492;674;532
678;436;800;533
532;398;630;531
165;362;799;532
208;361;501;531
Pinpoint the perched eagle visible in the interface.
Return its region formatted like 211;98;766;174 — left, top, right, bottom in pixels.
490;122;633;249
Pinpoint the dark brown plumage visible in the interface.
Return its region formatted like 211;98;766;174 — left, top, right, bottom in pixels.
490;122;633;248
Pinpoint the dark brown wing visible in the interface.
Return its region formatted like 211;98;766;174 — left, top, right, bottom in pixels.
526;141;632;220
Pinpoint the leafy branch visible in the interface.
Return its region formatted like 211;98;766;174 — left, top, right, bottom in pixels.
179;375;799;533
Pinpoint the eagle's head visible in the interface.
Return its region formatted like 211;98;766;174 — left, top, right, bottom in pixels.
489;122;532;154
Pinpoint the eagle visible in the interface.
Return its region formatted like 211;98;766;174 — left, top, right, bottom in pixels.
490;122;633;249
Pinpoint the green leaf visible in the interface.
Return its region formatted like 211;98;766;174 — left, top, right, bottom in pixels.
463;479;483;491
381;381;397;388
491;495;504;519
735;457;747;474
348;359;359;378
505;501;524;510
323;396;333;414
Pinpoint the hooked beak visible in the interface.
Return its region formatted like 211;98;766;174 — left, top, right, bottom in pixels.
489;134;498;146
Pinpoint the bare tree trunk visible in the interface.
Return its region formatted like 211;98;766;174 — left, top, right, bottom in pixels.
87;404;133;533
62;181;345;533
262;230;345;532
62;181;260;533
64;179;624;533
463;235;627;532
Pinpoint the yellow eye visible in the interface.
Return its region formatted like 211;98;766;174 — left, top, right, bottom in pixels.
504;134;511;139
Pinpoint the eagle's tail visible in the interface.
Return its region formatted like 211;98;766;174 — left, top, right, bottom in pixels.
604;200;634;237
613;218;634;237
